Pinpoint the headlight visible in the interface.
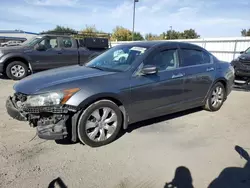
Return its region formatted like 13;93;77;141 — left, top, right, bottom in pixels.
24;88;80;107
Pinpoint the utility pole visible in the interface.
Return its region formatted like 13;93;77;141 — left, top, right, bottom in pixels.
132;0;139;41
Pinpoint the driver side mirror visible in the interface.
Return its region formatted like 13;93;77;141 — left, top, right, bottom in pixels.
240;51;245;54
35;44;46;51
141;65;158;75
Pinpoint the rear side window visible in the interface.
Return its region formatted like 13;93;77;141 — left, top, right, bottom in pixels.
202;51;212;64
62;37;73;48
180;49;204;67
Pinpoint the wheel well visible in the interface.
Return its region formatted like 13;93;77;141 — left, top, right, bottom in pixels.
3;57;30;72
216;79;227;93
71;96;127;142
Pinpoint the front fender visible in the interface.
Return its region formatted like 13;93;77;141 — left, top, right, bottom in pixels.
66;91;127;110
0;53;32;68
68;92;129;142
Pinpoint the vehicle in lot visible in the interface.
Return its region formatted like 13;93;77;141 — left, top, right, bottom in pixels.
0;34;108;80
231;47;250;86
0;40;22;47
6;41;235;147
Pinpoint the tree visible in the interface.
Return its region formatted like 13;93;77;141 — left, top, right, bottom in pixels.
181;29;200;39
145;33;162;40
165;29;200;39
41;25;77;34
80;25;102;37
111;26;144;41
165;30;182;40
111;26;131;41
133;32;144;41
241;29;250;36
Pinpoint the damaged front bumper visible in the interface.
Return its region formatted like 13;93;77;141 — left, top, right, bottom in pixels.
6;96;27;121
6;95;77;140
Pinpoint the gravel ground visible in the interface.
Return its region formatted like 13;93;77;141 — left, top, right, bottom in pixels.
0;77;250;188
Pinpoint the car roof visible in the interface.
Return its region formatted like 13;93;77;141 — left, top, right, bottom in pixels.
117;41;203;50
39;34;72;38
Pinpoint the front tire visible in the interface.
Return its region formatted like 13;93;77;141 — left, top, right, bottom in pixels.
204;82;226;112
77;100;122;147
6;61;28;80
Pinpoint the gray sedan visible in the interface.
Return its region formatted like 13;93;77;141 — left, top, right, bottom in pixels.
6;41;235;147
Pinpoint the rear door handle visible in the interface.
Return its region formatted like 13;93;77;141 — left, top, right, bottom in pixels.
206;67;214;72
172;73;184;79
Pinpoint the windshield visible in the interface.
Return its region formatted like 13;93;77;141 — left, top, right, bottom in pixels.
245;47;250;54
85;45;148;72
22;36;42;46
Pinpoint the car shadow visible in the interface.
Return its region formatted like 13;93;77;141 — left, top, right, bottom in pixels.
0;74;8;80
117;107;203;139
233;85;250;92
55;107;203;146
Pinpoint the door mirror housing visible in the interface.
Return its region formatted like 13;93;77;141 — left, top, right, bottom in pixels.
240;51;245;54
141;65;158;75
35;44;46;51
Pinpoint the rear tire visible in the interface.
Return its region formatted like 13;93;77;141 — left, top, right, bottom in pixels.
6;61;28;80
204;82;226;112
77;100;122;147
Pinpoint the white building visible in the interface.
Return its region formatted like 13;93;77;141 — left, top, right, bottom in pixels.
0;30;38;43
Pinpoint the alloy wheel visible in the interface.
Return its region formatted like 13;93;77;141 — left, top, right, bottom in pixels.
85;107;118;142
211;86;224;108
10;65;25;78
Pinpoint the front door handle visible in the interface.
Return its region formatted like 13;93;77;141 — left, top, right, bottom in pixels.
172;73;184;79
206;67;214;72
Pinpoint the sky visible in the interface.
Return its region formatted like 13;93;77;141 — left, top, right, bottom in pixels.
0;0;249;37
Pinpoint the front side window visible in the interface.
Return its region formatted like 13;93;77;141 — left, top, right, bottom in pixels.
180;49;204;67
85;45;148;72
39;37;58;50
145;49;179;71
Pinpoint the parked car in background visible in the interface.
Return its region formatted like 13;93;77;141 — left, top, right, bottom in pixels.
231;47;250;85
0;34;108;80
1;40;22;47
6;41;234;147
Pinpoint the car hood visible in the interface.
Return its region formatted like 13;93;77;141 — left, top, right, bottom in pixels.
239;53;250;61
14;65;116;94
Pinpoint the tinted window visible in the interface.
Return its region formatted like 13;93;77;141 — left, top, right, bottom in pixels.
180;49;203;67
146;49;179;71
202;51;212;64
62;37;73;48
39;37;58;49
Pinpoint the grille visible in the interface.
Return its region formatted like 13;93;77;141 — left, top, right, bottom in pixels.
23;106;68;114
240;59;250;65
